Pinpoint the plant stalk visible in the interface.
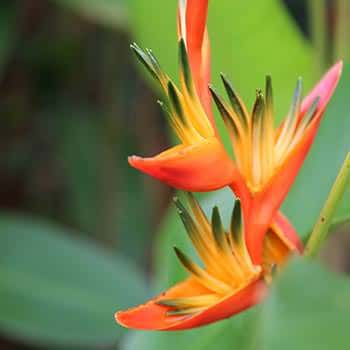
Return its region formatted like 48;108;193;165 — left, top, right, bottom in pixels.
308;0;329;74
305;153;350;257
334;0;350;61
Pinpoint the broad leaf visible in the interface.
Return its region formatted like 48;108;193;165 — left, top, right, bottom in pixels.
55;105;152;264
261;259;350;349
0;213;148;347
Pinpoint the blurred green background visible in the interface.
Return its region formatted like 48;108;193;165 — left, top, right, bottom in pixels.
0;0;349;349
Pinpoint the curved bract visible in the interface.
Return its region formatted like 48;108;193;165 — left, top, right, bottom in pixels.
116;196;298;330
129;138;236;192
116;277;265;331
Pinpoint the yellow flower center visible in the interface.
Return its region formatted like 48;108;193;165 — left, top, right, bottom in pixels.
210;76;319;192
158;195;261;316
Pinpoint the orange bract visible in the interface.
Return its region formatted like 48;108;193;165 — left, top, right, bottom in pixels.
116;195;300;330
116;277;266;331
178;0;212;123
223;61;342;264
116;196;267;330
128;137;236;192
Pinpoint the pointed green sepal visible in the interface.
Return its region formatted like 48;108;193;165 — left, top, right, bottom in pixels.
166;307;205;316
220;73;249;128
157;99;172;119
289;77;303;120
209;85;239;138
179;39;193;95
173;246;201;277
157;295;217;309
252;89;265;125
211;206;227;250
130;43;159;81
302;96;320;127
265;75;273;114
157;299;181;307
173;197;198;239
230;199;244;245
167;81;186;124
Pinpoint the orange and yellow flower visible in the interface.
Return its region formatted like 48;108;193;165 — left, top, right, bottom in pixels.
210;61;342;264
128;0;232;192
115;0;344;333
128;0;342;265
116;195;299;330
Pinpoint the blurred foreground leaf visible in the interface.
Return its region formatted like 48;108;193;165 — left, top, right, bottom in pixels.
121;260;350;350
261;259;350;349
0;213;148;347
53;0;128;30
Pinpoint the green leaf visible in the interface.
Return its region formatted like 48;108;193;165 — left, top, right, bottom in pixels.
261;259;350;350
55;106;152;264
52;0;128;30
0;213;148;347
58;113;104;235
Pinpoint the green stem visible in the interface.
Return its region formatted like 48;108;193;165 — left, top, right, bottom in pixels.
308;0;329;74
334;0;350;61
305;153;350;257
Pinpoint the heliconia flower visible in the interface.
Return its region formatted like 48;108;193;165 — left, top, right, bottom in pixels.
209;61;342;264
115;195;301;330
128;0;236;192
128;0;342;265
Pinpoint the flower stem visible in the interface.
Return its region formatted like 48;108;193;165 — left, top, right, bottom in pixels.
305;153;350;257
308;0;329;74
334;0;350;60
